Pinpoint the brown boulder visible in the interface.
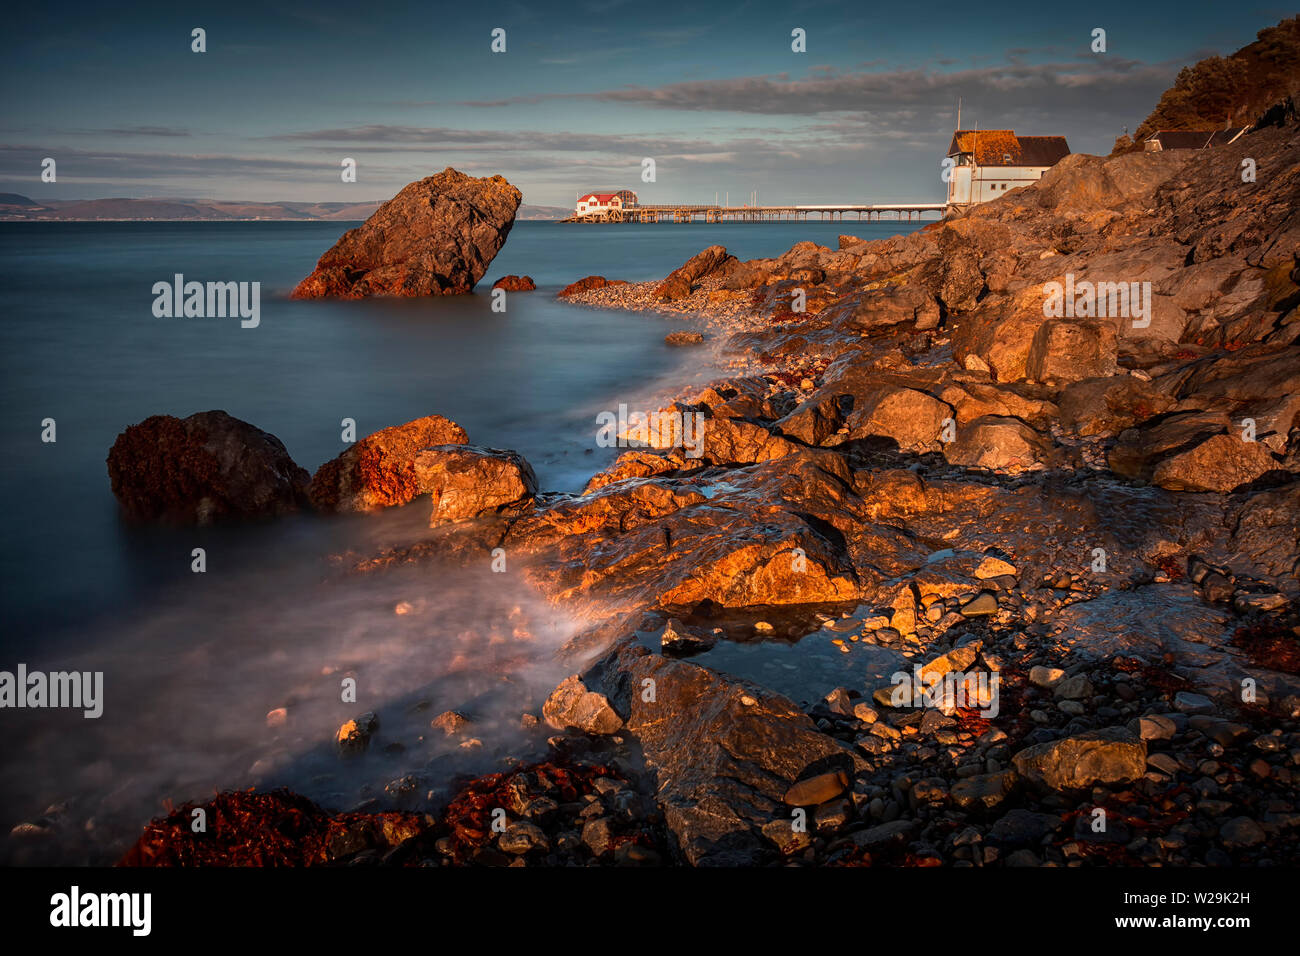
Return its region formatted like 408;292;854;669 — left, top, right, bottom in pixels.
1151;433;1278;493
291;168;521;298
309;415;469;513
106;410;309;525
945;415;1050;472
558;275;624;297
414;445;538;524
542;675;623;735
1011;727;1147;792
491;275;536;291
1025;319;1118;383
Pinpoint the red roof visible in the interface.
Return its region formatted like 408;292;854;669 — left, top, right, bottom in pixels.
579;192;619;202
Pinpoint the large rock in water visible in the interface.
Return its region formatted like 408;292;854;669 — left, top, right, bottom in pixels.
107;411;309;524
413;444;538;524
291;168;521;299
309;415;469;513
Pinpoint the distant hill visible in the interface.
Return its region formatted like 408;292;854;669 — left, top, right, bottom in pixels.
1113;15;1300;153
0;196;572;221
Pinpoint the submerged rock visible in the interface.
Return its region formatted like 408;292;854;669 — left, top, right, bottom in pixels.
292;168;521;298
106;410;309;524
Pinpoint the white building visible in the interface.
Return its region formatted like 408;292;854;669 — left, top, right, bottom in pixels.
945;130;1070;206
575;192;624;217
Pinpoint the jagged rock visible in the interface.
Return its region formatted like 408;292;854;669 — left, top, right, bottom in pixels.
655;246;737;301
1011;727;1147;791
837;285;940;332
336;712;379;757
106;410;309;524
542;676;623;735
309;415;468;513
579;639;864;865
292;168;521;298
413;444;537;524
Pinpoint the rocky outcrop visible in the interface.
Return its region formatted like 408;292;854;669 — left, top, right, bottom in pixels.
291;168;521;298
655;246;737;302
309;415;469;512
107;410;309;524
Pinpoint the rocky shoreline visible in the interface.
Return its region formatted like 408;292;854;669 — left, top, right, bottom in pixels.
17;109;1296;869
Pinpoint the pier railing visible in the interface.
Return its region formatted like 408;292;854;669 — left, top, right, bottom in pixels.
560;203;948;223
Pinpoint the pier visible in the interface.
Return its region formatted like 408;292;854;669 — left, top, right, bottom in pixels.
560;202;948;224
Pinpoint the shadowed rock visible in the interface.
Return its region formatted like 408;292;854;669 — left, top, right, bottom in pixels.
107;410;309;525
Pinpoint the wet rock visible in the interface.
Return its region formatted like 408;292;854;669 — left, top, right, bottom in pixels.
542;676;624;735
783;770;849;806
950;769;1019;813
1011;727;1146;792
1219;816;1265;849
292;168;521;298
431;710;473;736
498;821;549;855
336;712;380;757
850;819;916;851
1173;691;1215;715
413;444;537;524
659;618;715;654
309;415;469;512
106;410;310;524
988;809;1060;846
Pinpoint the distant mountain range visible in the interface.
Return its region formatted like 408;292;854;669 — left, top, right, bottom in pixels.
0;194;571;222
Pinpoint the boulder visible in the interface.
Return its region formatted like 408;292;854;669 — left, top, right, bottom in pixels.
291;168;521;298
542;675;623;735
848;387;954;451
581;640;864;865
655;245;737;301
1011;727;1147;791
837;285;940;332
413;444;537;524
1151;433;1279;493
558;275;624;297
1025;320;1118;383
309;415;469;513
491;275;536;292
106;410;310;525
665;331;705;346
944;415;1050;472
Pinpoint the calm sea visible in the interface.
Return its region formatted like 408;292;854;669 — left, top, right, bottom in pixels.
0;217;919;861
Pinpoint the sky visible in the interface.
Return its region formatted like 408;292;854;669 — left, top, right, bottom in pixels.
1;0;1291;207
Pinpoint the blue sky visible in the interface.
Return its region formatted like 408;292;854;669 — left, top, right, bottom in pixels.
1;1;1290;206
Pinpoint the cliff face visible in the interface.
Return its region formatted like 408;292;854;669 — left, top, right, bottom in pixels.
291;168;521;298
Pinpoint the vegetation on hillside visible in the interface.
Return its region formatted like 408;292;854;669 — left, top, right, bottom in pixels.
1112;16;1300;154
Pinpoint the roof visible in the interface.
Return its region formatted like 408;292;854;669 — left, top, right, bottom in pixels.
947;130;1071;166
1145;129;1247;149
579;192;619;202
